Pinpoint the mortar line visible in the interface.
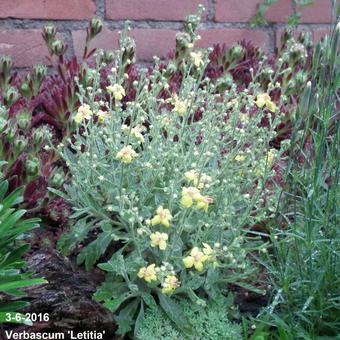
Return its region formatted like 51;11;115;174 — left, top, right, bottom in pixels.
0;17;334;31
95;0;106;20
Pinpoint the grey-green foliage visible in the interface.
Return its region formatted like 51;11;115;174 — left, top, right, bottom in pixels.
137;308;182;340
54;11;285;336
137;297;242;340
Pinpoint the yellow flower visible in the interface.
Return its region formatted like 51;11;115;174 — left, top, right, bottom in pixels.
235;154;246;162
255;93;277;112
195;195;213;212
162;275;180;295
150;232;168;250
122;124;146;143
255;149;276;176
255;93;270;108
203;243;218;268
74;104;93;124
107;84;126;101
172;95;188;116
240;114;249;123
183;247;208;272
239;169;246;177
137;264;157;283
181;186;213;211
161;116;171;126
116;145;138;164
266;149;275;166
97;110;109;123
190;51;204;68
266;100;277;112
254;166;262;177
184;169;199;183
132;127;145;143
151;206;173;228
184;170;212;189
180;187;201;208
131;125;146;143
227;98;239;109
202;243;213;256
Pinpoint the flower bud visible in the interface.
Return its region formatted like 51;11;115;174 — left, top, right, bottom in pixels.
4;87;19;106
103;51;114;63
176;32;191;52
20;82;31;98
0;56;12;69
230;44;244;61
5;126;16;142
25;157;40;176
184;14;200;33
34;65;47;82
163;62;177;78
32;126;50;145
121;36;136;65
43;25;56;40
216;73;233;92
50;170;65;188
16;112;31;130
51;39;66;56
89;18;103;38
14;136;28;153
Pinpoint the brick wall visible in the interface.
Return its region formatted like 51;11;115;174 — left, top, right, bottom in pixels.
0;0;337;68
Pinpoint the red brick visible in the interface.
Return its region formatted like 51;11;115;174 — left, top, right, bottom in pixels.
313;28;332;43
197;29;271;52
105;0;208;21
266;0;293;23
0;29;49;67
0;0;95;20
72;28;120;60
215;0;260;22
215;0;292;23
72;28;177;61
131;29;177;60
298;0;339;23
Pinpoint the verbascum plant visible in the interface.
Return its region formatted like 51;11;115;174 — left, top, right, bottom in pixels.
53;13;292;336
0;9;317;227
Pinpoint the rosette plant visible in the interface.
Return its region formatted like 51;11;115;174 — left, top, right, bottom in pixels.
0;19;110;225
53;13;291;335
